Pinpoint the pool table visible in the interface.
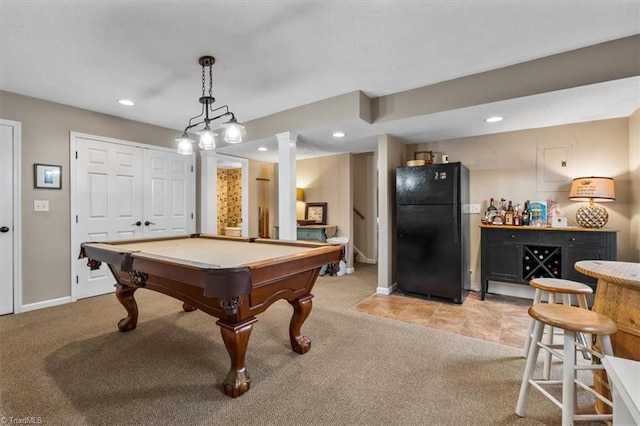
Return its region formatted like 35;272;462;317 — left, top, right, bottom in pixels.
79;234;342;398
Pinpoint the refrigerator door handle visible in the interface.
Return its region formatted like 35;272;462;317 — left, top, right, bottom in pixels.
453;165;458;204
454;211;460;243
453;222;459;243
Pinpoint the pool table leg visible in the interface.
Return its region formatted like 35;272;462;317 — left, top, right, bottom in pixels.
289;294;313;354
217;317;257;398
182;302;197;312
115;284;138;332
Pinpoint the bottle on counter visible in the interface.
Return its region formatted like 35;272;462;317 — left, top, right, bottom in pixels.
482;198;498;225
513;205;521;226
487;198;497;215
521;200;530;226
504;200;514;225
499;198;507;224
491;198;504;225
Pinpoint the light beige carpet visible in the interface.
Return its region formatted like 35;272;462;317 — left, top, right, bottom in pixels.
0;264;602;425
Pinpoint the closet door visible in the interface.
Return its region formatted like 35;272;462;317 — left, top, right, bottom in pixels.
75;137;144;299
74;137;195;299
142;148;194;237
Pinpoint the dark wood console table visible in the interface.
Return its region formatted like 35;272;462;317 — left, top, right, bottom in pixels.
480;225;617;300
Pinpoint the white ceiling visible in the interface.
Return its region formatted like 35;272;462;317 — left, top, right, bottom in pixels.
1;1;639;163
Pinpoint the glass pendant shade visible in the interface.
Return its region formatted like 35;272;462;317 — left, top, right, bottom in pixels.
176;135;195;155
197;129;217;150
222;119;246;144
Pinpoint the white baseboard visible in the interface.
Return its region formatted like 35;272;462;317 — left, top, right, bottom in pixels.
346;267;355;274
353;247;376;264
376;282;396;295
20;296;72;313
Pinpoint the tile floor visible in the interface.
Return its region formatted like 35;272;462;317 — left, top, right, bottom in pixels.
354;290;534;348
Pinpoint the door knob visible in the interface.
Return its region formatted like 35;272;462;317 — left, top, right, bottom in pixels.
0;226;9;233
144;221;155;226
132;221;142;227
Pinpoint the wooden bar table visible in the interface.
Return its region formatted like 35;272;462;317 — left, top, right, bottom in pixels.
574;260;640;415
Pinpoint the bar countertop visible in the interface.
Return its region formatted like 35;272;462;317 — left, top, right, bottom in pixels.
574;260;640;289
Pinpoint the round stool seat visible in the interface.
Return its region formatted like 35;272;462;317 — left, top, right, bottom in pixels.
529;278;593;295
528;304;617;335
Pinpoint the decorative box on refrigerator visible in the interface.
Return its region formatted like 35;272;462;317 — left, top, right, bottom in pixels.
396;162;470;303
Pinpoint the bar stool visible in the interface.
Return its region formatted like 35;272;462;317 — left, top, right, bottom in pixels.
523;278;593;379
516;303;617;425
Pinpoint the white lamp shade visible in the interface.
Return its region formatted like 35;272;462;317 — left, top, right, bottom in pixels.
197;129;217;150
569;177;615;202
222;120;246;144
175;135;195;155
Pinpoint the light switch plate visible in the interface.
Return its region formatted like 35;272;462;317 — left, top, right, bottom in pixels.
462;204;481;214
34;200;49;212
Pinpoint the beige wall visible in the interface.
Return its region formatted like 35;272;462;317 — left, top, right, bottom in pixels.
352;152;376;262
629;109;640;252
409;117;637;292
1;91;182;305
293;154;353;266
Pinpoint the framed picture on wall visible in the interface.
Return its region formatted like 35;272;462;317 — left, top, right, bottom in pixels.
305;202;327;225
34;163;62;189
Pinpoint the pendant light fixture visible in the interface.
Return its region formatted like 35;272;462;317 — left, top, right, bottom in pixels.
175;56;246;155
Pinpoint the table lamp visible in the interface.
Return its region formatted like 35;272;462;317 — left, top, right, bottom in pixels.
568;177;615;228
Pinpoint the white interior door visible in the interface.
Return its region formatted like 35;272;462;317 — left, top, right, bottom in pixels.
72;134;196;300
142;148;193;236
75;137;144;299
0;121;16;314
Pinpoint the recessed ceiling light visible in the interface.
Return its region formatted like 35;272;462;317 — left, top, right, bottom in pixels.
118;99;135;106
332;131;345;138
485;116;503;123
257;147;268;151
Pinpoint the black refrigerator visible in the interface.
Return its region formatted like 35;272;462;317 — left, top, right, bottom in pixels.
396;162;470;303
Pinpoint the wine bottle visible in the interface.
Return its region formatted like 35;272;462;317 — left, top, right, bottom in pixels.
521;200;530;226
487;198;497;213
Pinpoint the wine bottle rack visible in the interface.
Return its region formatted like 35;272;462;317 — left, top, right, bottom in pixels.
522;245;561;281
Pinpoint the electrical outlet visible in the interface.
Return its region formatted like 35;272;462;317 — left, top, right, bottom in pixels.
34;200;49;212
469;204;481;214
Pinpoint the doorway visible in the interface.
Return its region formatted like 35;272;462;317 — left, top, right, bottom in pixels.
0;119;22;315
199;152;249;236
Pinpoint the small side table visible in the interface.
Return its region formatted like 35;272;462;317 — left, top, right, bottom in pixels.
602;355;640;425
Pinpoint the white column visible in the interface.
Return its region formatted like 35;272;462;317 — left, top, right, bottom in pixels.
276;131;298;240
199;151;218;234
